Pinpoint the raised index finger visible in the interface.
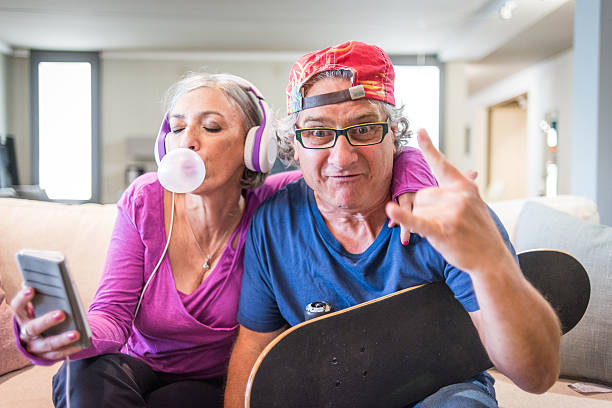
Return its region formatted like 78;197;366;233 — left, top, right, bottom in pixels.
417;129;465;186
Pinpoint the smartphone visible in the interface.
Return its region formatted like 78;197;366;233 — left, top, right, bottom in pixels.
14;249;92;348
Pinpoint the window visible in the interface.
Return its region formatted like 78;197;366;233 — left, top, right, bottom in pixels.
31;51;100;202
392;57;441;150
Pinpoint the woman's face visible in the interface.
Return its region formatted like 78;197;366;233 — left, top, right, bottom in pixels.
166;86;246;194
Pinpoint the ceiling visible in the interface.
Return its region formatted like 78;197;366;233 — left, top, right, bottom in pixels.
0;0;574;94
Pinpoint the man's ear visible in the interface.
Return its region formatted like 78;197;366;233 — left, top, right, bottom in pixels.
293;135;300;162
390;126;397;155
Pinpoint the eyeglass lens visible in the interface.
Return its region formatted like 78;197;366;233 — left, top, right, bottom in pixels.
300;123;385;147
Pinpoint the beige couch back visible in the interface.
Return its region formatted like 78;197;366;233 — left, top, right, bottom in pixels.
0;198;117;306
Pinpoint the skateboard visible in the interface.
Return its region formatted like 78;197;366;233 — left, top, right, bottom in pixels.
245;249;590;408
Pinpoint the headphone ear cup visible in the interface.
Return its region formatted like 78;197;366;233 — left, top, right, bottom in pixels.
155;114;171;166
244;125;277;173
259;127;278;173
244;127;257;172
244;99;277;173
154;134;162;166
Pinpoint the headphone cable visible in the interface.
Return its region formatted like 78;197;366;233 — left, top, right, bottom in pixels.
128;191;175;354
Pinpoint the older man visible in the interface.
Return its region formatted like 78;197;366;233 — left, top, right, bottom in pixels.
225;41;560;407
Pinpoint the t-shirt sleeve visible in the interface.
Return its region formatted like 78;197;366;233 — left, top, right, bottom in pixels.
443;205;518;313
391;146;438;201
238;216;287;332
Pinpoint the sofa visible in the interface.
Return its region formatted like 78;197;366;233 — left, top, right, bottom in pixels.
0;195;611;407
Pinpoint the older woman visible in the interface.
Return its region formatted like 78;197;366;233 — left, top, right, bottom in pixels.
10;72;436;408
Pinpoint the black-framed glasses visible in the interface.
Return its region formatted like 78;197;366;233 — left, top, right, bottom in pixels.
295;122;389;149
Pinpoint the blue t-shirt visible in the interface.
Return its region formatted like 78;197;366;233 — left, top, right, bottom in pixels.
238;178;516;333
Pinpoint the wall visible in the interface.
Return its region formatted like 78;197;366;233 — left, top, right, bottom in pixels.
7;56;30;186
443;62;468;173
467;49;574;198
0;53;7;138
572;0;612;226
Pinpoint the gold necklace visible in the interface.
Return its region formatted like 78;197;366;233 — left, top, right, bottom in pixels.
184;198;244;274
185;215;233;273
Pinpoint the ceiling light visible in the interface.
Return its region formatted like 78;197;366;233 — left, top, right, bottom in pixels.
499;0;517;20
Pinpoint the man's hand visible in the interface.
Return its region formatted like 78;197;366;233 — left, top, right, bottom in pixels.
386;129;511;274
389;170;477;246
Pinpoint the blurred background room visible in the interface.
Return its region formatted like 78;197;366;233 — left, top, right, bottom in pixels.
0;0;610;225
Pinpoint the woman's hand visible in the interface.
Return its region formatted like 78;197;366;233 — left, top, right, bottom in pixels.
10;285;83;360
389;192;416;245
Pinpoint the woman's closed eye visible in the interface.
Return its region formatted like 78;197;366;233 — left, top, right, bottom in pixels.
170;125;221;134
203;125;221;133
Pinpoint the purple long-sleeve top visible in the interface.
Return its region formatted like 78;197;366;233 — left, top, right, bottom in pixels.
14;147;437;379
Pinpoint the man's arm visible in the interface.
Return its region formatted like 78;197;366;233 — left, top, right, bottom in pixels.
386;129;560;394
468;259;560;393
225;325;287;408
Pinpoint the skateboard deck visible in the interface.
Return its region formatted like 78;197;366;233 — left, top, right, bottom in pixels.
245;249;590;408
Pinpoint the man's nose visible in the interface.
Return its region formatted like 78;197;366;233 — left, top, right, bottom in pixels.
328;134;357;166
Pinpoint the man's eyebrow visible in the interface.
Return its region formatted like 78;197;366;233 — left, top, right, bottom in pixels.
348;112;383;123
300;112;381;127
299;115;334;126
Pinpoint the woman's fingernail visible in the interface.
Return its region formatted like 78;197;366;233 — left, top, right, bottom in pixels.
402;240;408;246
67;331;77;340
53;311;63;320
24;288;32;296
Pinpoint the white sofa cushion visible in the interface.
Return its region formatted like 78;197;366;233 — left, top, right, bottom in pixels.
516;202;612;387
489;195;599;245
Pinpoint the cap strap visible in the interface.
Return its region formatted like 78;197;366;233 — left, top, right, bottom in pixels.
301;85;366;111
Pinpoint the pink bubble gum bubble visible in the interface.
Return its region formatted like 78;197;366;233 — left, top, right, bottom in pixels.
158;148;206;193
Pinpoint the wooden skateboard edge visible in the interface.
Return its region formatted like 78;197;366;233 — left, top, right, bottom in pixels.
244;283;427;407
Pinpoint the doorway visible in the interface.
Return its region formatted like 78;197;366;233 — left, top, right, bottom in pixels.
486;94;528;201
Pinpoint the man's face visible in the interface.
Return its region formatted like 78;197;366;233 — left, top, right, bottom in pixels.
294;78;396;212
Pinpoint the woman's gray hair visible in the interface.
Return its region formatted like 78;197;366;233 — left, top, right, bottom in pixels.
276;69;411;168
162;71;267;190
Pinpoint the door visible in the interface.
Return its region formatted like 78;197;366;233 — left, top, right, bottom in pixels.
487;95;528;201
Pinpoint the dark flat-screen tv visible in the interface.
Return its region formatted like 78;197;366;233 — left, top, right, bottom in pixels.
0;135;19;188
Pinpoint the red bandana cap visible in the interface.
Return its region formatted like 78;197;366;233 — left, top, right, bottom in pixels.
286;41;395;115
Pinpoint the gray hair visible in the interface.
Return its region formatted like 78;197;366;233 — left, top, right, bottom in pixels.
276;69;411;167
163;72;267;190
